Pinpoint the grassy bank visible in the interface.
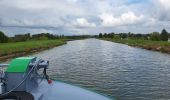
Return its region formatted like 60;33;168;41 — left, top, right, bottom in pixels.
0;39;67;61
101;38;170;54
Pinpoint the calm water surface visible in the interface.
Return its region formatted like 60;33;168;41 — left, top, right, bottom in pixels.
33;39;170;100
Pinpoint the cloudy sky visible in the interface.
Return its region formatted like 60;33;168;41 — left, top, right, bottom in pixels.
0;0;170;36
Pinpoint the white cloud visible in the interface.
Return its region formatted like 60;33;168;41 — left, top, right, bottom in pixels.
150;0;170;21
99;12;144;27
159;0;170;10
71;18;96;28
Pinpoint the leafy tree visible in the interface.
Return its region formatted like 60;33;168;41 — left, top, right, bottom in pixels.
14;33;31;42
114;35;120;39
109;32;114;38
119;33;127;39
127;32;133;38
103;33;107;38
160;29;168;41
143;34;150;40
150;32;160;41
99;33;103;38
135;34;142;38
32;33;59;40
0;31;8;43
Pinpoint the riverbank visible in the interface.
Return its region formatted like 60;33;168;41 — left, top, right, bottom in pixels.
0;39;69;61
101;38;170;54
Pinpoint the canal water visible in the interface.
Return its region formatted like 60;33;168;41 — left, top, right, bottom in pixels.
33;39;170;100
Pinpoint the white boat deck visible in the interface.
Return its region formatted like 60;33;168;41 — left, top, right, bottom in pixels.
30;80;113;100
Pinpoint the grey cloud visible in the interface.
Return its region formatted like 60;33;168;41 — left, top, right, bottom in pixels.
0;0;170;35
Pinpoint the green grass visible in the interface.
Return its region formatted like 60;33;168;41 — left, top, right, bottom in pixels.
0;39;66;56
101;38;170;53
103;38;170;46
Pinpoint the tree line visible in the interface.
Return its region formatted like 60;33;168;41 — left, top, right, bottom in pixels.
1;29;168;43
0;32;65;43
0;31;92;43
98;29;169;41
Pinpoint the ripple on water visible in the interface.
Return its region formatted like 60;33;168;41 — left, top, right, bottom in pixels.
33;39;170;100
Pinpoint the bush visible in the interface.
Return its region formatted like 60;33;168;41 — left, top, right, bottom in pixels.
0;31;8;43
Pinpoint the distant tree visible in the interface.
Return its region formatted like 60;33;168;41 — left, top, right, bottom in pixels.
64;34;91;39
160;29;168;41
119;33;127;39
135;34;142;38
14;33;30;42
103;33;107;38
61;34;64;38
32;33;58;40
127;32;132;37
150;32;160;41
109;32;115;38
26;33;31;40
99;33;103;38
0;31;8;43
143;34;150;40
114;35;120;39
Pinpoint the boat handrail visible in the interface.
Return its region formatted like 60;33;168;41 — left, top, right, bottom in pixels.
0;64;9;68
